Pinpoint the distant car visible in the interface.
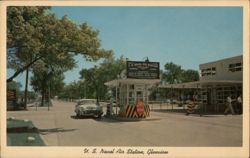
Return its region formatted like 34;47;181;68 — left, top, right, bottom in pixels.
164;99;171;103
171;99;178;104
75;99;103;118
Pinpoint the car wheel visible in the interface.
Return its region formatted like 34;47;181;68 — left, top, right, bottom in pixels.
97;114;102;119
76;113;80;118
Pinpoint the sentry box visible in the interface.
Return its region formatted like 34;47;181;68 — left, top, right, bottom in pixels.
104;60;160;118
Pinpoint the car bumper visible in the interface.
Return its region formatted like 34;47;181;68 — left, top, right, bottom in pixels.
76;110;103;117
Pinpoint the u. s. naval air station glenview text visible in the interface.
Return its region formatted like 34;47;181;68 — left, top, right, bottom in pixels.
7;6;243;147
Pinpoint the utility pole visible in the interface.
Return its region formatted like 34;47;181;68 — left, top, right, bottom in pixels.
24;68;29;110
48;70;53;111
48;81;50;111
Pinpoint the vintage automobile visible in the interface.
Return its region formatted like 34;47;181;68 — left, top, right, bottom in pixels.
75;99;103;118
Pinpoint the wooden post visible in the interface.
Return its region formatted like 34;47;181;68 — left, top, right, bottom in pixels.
171;86;173;111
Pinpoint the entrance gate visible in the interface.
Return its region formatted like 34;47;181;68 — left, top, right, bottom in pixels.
105;60;160;118
105;79;160;118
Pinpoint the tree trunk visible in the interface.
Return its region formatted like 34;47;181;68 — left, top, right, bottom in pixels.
41;84;45;107
95;84;99;104
24;68;29;110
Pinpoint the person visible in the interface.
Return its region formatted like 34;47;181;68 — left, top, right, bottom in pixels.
224;95;235;115
193;93;198;102
109;96;114;115
236;95;242;114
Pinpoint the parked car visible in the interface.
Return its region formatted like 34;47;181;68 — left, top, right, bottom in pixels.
75;99;103;118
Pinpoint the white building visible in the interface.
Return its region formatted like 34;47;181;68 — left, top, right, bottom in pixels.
159;55;243;113
199;55;242;112
200;55;242;81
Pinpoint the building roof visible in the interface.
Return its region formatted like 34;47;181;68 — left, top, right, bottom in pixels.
104;79;161;87
158;80;242;89
200;55;242;66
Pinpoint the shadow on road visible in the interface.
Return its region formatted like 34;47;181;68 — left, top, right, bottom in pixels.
39;128;77;135
70;115;161;123
70;115;123;123
94;117;125;124
153;109;231;117
95;117;161;123
70;115;100;120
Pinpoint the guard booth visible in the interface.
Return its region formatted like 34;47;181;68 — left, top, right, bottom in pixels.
105;60;160;118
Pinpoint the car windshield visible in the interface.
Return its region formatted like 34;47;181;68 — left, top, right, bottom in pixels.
77;100;96;105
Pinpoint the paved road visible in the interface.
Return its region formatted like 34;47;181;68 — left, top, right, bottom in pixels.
7;100;242;146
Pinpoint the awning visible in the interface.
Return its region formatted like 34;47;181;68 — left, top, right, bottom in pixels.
158;80;242;89
104;79;161;87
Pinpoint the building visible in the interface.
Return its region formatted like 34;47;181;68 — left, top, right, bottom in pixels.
200;55;242;81
159;55;243;113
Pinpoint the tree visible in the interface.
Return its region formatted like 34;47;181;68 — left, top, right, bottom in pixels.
57;81;84;100
162;62;183;84
7;6;112;82
7;81;22;90
7;81;22;98
8;6;112;106
79;56;126;100
7;7;50;108
49;73;65;97
181;69;199;82
7;7;50;82
30;61;66;106
162;62;199;84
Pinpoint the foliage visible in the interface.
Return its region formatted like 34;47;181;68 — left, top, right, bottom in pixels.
7;81;22;97
30;62;65;97
7;6;112;82
162;62;199;84
162;62;183;84
56;56;127;100
181;69;199;82
7;7;49;81
79;56;126;100
57;81;84;100
8;6;112;106
30;60;66;105
19;91;37;100
7;81;22;90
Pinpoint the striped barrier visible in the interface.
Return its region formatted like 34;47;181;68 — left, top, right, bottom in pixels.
125;105;150;118
186;102;196;115
144;105;150;117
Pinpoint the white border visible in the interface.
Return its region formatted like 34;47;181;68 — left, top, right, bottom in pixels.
1;1;249;158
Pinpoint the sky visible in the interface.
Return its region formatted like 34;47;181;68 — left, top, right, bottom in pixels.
7;6;243;90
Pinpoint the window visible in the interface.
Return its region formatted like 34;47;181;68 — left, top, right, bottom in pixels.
211;67;216;75
201;67;216;76
229;62;242;72
129;85;134;90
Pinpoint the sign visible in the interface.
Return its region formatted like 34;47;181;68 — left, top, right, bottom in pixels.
7;89;16;101
127;61;160;79
7;89;16;110
136;100;145;115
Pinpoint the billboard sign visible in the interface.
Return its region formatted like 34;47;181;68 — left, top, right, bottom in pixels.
127;61;160;79
7;89;16;101
7;89;16;110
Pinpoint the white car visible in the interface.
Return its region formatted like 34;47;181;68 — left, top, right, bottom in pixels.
75;99;103;118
